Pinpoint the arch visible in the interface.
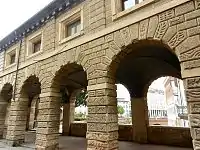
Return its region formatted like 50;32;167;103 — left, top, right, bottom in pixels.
0;83;13;139
51;62;88;91
6;75;41;145
108;40;181;98
35;62;88;149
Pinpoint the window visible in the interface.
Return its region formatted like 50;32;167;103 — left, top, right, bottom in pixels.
27;32;43;57
111;0;149;20
65;19;81;37
5;47;18;68
10;53;16;65
33;40;41;53
122;0;144;10
59;8;83;43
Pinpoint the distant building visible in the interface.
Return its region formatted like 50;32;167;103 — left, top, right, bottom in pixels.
147;87;168;126
163;77;189;127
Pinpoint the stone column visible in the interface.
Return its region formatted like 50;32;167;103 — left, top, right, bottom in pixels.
0;100;9;138
36;91;61;150
6;95;29;146
185;77;200;150
86;81;118;150
3;102;11;139
62;93;75;136
131;97;148;143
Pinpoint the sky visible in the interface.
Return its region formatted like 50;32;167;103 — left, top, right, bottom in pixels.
0;0;54;40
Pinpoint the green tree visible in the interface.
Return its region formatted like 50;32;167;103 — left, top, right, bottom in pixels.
117;105;125;116
75;89;88;107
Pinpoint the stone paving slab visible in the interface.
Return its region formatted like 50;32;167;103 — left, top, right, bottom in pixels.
0;136;193;150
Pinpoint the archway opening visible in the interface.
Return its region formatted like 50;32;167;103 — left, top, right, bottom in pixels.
117;84;131;125
51;63;88;140
0;83;13;139
147;76;188;127
108;40;184;144
20;75;41;144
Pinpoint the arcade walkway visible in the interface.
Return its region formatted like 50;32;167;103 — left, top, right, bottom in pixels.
15;136;192;150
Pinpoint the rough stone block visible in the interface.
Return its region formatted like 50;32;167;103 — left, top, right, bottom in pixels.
87;114;118;123
186;89;200;102
188;26;200;36
86;131;118;141
147;16;158;38
87;123;118;132
189;114;200;127
185;9;200;21
191;128;200;140
139;19;149;40
169;15;184;26
175;1;195;16
162;26;177;42
185;77;200;89
177;19;197;31
176;35;200;54
159;9;175;22
189;102;200;114
87;96;117;106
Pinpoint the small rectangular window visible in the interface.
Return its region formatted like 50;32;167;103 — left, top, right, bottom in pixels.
33;40;41;54
122;0;144;11
10;53;16;65
65;19;81;37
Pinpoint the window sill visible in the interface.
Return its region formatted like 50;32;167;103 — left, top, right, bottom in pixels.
26;50;43;60
59;31;84;45
112;0;157;21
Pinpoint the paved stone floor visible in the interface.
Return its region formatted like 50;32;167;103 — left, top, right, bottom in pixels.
0;136;193;150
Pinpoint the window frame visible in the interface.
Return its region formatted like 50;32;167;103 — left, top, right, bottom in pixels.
111;0;155;21
26;31;43;59
4;46;18;69
58;7;84;44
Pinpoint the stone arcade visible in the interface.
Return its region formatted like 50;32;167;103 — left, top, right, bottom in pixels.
0;0;200;149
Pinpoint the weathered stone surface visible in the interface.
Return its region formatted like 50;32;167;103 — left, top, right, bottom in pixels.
139;19;149;40
87;96;117;106
159;9;175;22
87;114;118;123
193;140;200;150
189;102;200;114
185;9;200;21
188;26;200;36
169;15;184;26
168;30;187;48
147;16;158;38
189;114;200;127
176;35;200;54
154;21;169;40
191;128;200;140
183;59;200;70
86;131;118;141
180;47;200;62
129;23;139;40
88;106;117;114
177;19;197;31
87;139;118;149
186;88;200;101
185;77;200;89
120;27;132;46
87;123;118;132
175;1;195;16
162;26;177;42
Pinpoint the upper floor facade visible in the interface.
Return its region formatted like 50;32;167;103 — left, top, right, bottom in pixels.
0;0;198;79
